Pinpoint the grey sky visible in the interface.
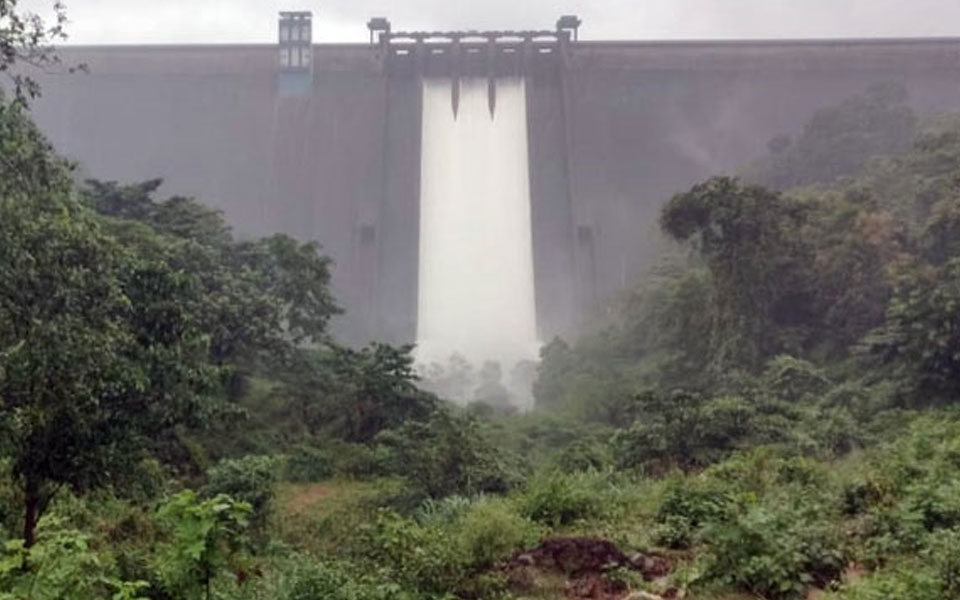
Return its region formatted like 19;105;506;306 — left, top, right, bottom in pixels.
22;0;960;44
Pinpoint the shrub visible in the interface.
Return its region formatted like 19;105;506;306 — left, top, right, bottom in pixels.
376;409;521;500
327;442;389;479
0;517;148;600
415;495;474;526
283;560;407;600
202;455;282;531
702;500;847;599
927;527;960;597
653;477;732;549
354;510;467;595
120;458;169;504
454;498;542;568
154;490;251;600
285;445;333;483
831;566;941;600
554;439;611;472
860;503;928;564
516;471;606;527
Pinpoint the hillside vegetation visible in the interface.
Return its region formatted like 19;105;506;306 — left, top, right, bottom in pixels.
4;17;960;598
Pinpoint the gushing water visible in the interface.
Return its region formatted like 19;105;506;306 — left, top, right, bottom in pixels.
416;77;540;405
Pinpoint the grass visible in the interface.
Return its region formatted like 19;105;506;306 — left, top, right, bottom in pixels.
270;477;403;554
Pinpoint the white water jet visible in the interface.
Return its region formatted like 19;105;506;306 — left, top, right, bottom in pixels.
416;77;540;404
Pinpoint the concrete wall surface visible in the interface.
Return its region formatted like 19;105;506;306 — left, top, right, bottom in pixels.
27;39;960;343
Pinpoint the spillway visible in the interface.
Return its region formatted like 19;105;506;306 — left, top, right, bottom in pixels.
416;77;540;385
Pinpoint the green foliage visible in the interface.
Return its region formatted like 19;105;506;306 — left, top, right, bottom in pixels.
927;527;960;597
84;179;340;371
285;445;334;483
282;560;407;600
376;407;520;501
202;455;281;532
515;471;606;527
554;439;612;472
611;386;810;472
661;176;812;371
321;344;435;444
653;477;732;549
702;501;847;599
830;528;960;600
830;567;942;600
0;518;147;600
454;497;542;568
864;259;960;401
155;490;251;600
0;104;222;547
353;509;467;596
348;499;538;598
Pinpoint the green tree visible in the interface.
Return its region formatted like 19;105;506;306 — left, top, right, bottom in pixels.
0;107;219;547
864;259;960;402
661;176;812;372
323;343;436;443
376;407;518;499
84;180;340;378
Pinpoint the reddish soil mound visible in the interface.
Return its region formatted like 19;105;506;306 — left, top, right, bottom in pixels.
501;537;674;599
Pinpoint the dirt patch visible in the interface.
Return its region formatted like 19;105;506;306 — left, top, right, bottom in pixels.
501;537;674;599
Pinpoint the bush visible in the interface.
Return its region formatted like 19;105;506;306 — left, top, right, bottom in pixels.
831;566;941;600
554;439;611;472
702;500;847;599
327;442;389;479
928;527;960;597
454;498;542;568
376;408;521;500
203;455;282;531
415;495;474;526
653;477;732;549
283;560;407;600
285;445;333;483
516;471;606;527
0;517;148;600
353;510;467;595
154;491;252;600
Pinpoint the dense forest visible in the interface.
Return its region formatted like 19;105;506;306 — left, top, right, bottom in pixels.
5;6;960;600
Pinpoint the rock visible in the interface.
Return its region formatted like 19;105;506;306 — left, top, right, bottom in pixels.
515;553;535;566
624;592;664;600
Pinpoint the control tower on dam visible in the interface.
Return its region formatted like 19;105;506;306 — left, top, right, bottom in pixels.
27;14;960;346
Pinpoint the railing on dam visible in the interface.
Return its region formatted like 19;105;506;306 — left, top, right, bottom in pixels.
367;17;582;77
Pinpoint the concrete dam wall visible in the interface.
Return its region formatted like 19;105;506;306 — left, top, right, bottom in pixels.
27;33;960;347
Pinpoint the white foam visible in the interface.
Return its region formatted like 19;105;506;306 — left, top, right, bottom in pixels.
416;77;540;403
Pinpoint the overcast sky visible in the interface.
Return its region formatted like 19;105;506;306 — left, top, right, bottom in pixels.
20;0;960;44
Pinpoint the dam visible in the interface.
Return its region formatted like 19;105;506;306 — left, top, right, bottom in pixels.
26;13;960;350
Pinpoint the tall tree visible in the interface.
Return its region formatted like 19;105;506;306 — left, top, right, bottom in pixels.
660;176;812;372
0;103;219;548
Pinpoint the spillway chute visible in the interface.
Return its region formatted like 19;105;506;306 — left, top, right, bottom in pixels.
417;76;540;407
